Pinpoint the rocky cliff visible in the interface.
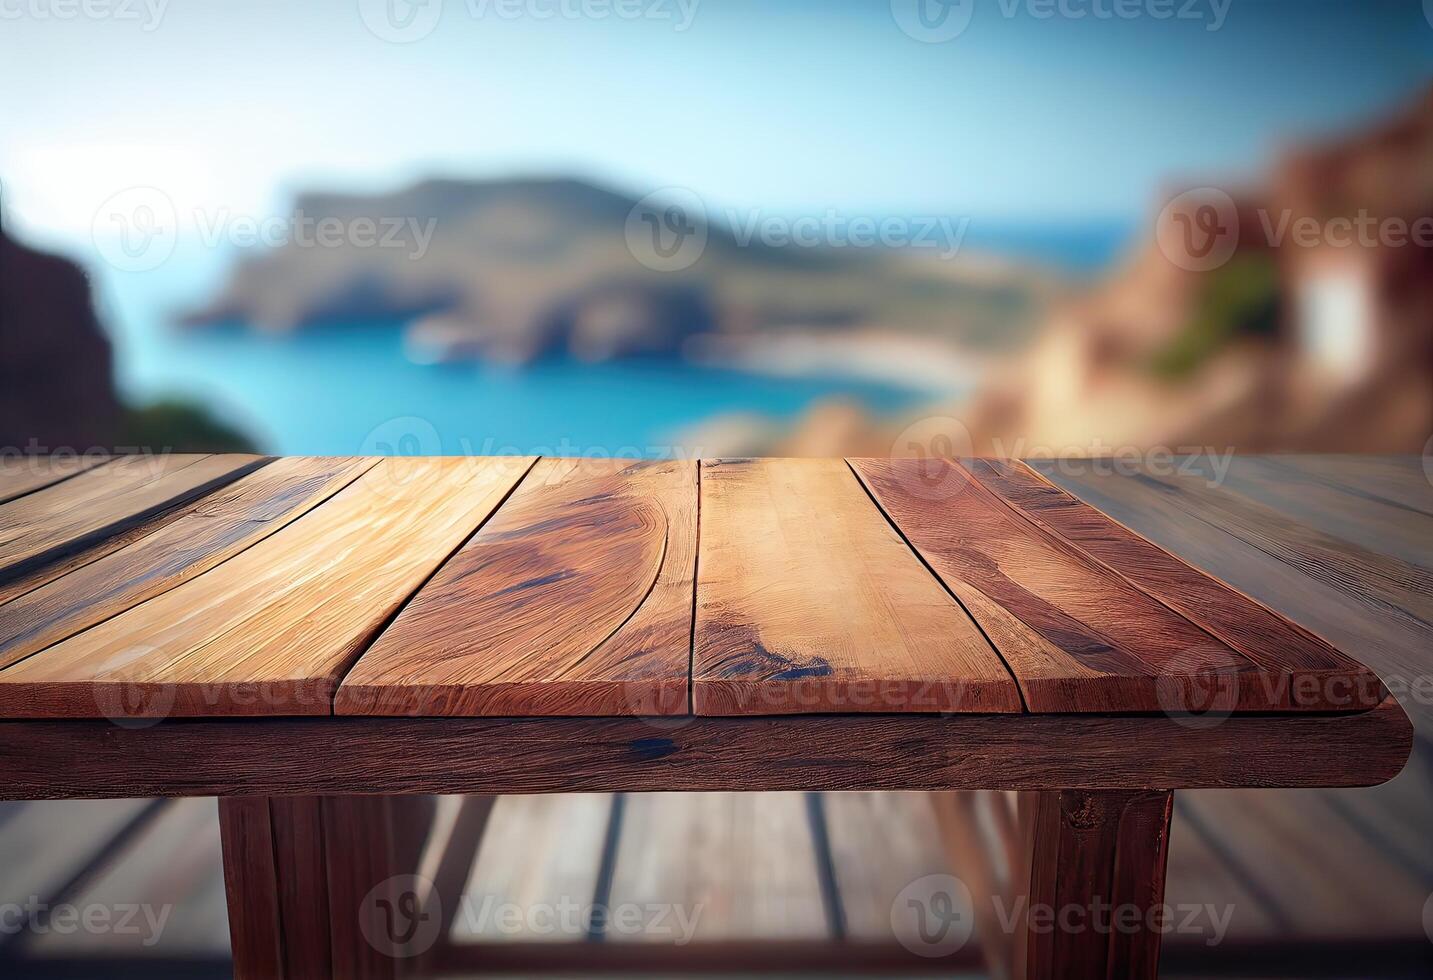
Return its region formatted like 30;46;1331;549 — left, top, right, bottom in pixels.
0;227;122;452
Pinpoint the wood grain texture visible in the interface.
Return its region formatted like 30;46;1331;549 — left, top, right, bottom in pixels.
218;797;288;979
0;698;1408;799
608;792;829;942
1035;459;1433;732
0;457;377;670
1016;789;1173;979
851;457;1365;714
0;454;111;504
0;456;534;718
1211;456;1433;570
337;457;695;717
693;458;1020;715
0;453;265;584
968;458;1384;711
1257;454;1433;518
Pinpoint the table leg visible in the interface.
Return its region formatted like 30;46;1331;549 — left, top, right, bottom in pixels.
218;795;430;979
1014;789;1175;980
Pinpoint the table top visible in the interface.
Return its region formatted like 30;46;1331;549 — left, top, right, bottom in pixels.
0;453;1389;723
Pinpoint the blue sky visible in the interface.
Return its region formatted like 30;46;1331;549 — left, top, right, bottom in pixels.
1;0;1429;244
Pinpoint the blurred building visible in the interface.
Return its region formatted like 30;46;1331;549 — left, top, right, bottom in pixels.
772;85;1433;458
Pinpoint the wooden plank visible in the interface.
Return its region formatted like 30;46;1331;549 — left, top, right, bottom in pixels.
337;458;695;717
1035;461;1433;733
323;796;401;978
693;458;1020;715
1178;788;1429;939
415;794;495;971
927;791;1015;974
851;457;1367;714
0;699;1409;800
1254;454;1433;522
1163;797;1281;944
824;792;956;944
1016;789;1173;980
218;798;287;979
967;458;1383;710
0;799;153;916
606;792;828;942
1203;455;1433;570
0;454;265;582
0;457;377;670
450;794;612;943
25;798;230;957
0;454;110;504
0;456;535;718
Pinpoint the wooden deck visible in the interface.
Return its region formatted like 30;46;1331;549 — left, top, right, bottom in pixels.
0;454;1428;976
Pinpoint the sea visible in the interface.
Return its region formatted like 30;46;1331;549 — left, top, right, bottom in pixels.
92;222;1132;457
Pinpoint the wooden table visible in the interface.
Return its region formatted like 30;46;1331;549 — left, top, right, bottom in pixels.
0;454;1412;979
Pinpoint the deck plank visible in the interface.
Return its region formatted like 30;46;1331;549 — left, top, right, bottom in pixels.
23;798;230;957
606;792;829;942
851;456;1316;713
966;457;1383;710
0;457;376;670
822;792;953;944
692;458;1020;715
1197;455;1433;571
1036;458;1433;730
336;458;695;717
0;454;265;585
449;794;613;944
0;457;534;718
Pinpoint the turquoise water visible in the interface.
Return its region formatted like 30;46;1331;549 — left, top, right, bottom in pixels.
93;222;1130;457
97;256;931;457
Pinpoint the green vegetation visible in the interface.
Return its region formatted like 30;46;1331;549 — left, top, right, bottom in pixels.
118;399;259;454
1150;255;1282;380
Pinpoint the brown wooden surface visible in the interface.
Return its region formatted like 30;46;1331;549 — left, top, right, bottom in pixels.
217;797;288;979
0;457;532;718
0;456;375;669
337;458;696;716
0;453;264;585
1016;789;1173;980
851;456;1383;713
3;455;1428;978
0;449;1404;798
0;454;111;505
0;697;1408;800
967;458;1385;709
693;457;1020;715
